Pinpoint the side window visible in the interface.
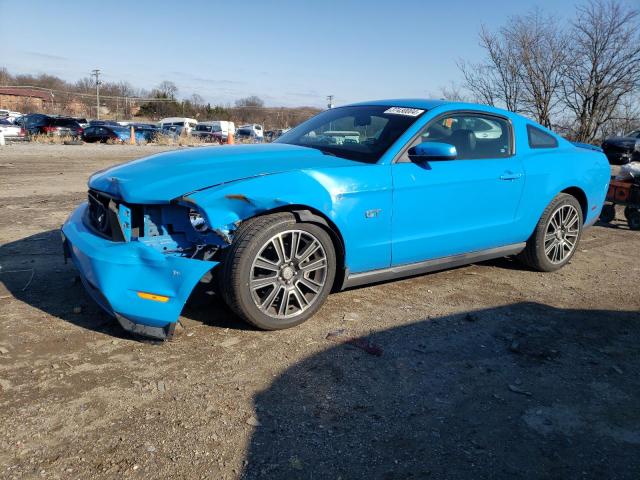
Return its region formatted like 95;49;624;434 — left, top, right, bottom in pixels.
527;125;558;149
399;113;512;161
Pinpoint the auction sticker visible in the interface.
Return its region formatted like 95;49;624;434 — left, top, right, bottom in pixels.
384;107;425;117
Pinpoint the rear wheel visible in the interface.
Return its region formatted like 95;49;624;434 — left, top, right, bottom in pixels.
599;204;615;223
625;207;640;231
218;213;336;330
518;194;583;272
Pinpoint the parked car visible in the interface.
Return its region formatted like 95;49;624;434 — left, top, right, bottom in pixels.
74;117;89;128
601;130;640;165
131;122;157;130
88;120;120;127
135;126;179;143
159;117;197;135
0;118;26;139
82;125;142;143
61;99;610;340
192;121;235;143
239;123;264;142
265;128;290;142
19;114;83;138
0;109;21;122
235;127;259;143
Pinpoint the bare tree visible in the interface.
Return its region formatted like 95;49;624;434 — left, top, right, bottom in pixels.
435;82;469;102
0;67;12;86
235;95;265;108
562;0;640;142
157;81;178;100
599;92;640;138
190;94;204;106
459;25;523;112
503;9;570;128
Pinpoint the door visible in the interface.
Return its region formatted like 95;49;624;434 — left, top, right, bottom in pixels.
83;126;96;142
391;112;525;266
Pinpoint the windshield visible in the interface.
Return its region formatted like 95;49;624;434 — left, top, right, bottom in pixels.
275;105;424;163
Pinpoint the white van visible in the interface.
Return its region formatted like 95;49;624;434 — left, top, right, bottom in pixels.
192;120;235;142
159;117;198;135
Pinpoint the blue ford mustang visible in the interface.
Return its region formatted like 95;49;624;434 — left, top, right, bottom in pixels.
61;99;610;339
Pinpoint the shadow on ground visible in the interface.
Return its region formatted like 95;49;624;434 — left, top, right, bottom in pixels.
0;229;540;339
242;302;640;479
0;229;245;339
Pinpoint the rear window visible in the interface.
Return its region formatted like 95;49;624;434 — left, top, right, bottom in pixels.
237;128;252;135
527;125;558;149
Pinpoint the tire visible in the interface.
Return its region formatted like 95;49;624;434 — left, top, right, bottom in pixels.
624;206;639;221
599;204;615;223
626;208;640;231
218;212;336;330
518;193;583;272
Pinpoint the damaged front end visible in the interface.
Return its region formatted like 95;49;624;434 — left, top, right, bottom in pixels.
61;189;229;340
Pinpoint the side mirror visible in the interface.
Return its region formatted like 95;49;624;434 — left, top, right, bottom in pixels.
408;142;457;161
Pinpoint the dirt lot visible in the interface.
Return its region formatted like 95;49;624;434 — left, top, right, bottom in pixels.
0;143;639;479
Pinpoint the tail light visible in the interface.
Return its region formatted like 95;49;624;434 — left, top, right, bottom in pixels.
19;128;26;137
78;127;84;135
42;126;57;134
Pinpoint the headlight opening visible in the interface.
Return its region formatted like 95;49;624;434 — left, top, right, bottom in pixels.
189;209;209;233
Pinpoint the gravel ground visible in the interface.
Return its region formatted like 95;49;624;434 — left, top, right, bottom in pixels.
0;143;639;479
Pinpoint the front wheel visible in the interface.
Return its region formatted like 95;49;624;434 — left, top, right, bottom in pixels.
218;213;336;330
518;193;583;272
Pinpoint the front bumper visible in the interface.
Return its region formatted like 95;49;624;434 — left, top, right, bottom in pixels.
61;202;218;339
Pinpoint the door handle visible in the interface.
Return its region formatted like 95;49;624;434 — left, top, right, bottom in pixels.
500;172;523;181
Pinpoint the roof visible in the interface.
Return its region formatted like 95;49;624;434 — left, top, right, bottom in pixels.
0;88;52;101
345;98;452;110
344;98;519;120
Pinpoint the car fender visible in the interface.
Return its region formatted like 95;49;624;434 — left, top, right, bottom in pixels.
182;166;393;273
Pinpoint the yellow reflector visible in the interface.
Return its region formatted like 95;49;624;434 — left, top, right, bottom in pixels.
137;291;170;303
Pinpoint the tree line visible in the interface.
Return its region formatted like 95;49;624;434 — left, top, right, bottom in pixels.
0;70;320;129
456;0;640;143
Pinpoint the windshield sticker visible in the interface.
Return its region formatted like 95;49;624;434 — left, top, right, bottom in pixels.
384;107;425;117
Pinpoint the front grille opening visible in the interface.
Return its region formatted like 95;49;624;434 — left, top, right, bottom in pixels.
87;190;143;242
87;190;114;238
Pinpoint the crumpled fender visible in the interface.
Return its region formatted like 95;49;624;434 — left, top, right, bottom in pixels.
184;170;337;237
182;165;394;274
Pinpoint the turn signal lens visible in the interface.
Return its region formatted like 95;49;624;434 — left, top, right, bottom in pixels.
137;291;169;303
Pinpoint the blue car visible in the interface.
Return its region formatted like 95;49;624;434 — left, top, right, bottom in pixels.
61;99;610;339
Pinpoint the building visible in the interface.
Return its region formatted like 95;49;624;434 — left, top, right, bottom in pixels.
0;87;53;112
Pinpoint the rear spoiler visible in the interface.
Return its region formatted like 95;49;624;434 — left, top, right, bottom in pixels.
572;142;603;153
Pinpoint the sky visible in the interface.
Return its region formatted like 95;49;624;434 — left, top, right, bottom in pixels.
0;0;610;108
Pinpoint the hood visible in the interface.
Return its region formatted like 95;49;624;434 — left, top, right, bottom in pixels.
88;144;358;203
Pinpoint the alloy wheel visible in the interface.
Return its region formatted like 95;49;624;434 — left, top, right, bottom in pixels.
544;204;580;264
249;229;328;319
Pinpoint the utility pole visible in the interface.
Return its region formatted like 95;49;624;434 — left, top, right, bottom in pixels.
327;95;334;109
91;69;101;119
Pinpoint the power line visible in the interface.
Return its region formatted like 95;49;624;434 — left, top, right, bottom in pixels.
1;85;325;110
